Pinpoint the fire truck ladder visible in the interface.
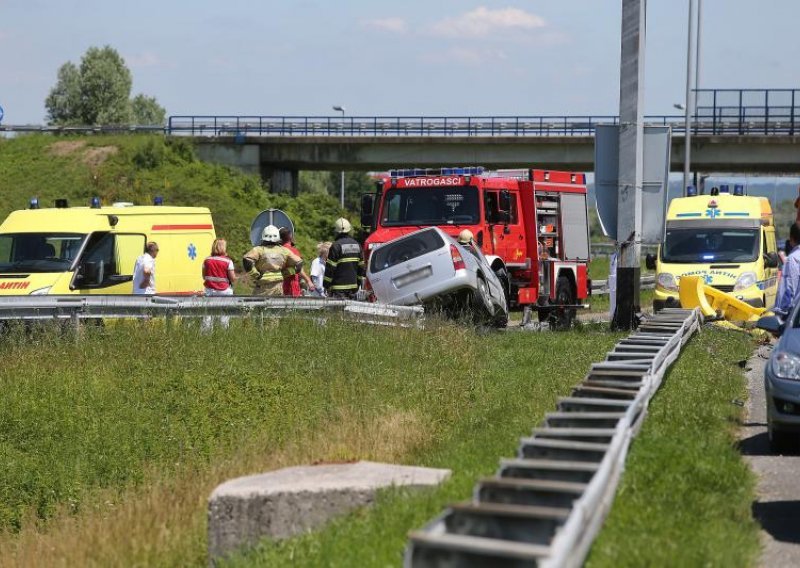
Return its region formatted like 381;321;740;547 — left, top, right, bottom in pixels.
405;308;701;567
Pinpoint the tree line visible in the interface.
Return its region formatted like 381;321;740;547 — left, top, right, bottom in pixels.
46;46;166;126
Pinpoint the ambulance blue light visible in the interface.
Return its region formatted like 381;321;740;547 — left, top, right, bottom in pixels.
29;197;39;209
153;196;164;206
733;184;745;196
686;185;698;197
720;184;730;194
90;196;101;209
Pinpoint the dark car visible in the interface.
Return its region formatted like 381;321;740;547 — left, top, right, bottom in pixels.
757;303;800;450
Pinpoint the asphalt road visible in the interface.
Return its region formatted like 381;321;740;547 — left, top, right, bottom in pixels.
740;345;800;567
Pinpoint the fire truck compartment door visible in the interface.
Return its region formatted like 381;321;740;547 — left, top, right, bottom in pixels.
560;194;590;261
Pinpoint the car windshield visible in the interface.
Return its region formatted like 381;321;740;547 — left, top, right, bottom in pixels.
661;228;759;263
0;233;86;273
381;186;479;226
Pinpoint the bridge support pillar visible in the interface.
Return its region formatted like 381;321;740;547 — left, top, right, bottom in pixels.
264;167;299;196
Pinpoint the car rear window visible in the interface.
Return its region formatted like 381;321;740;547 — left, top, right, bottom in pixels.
370;229;445;273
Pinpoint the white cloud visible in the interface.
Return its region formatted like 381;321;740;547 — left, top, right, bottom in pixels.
429;6;545;38
126;52;161;68
422;47;508;66
360;17;407;33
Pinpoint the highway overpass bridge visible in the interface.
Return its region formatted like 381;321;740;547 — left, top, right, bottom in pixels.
176;89;800;193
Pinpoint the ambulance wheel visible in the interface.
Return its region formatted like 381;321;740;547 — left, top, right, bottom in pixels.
550;276;576;331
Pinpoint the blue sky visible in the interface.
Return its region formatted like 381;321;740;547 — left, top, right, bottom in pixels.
1;0;798;123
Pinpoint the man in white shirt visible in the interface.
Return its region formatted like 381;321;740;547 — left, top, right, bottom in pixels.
133;242;159;294
310;241;331;297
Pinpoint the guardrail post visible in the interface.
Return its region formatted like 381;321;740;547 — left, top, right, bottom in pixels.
792;90;796;136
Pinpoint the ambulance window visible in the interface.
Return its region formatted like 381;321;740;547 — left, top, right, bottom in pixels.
81;233;116;277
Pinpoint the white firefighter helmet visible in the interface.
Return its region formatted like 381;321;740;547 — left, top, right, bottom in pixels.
334;217;353;234
262;224;281;244
457;229;474;244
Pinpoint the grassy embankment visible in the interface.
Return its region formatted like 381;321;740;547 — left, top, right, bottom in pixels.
0;319;617;566
0;134;343;261
0;318;759;566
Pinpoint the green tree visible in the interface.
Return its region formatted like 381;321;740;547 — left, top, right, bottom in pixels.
44;62;81;125
130;94;166;126
45;45;166;126
78;46;132;124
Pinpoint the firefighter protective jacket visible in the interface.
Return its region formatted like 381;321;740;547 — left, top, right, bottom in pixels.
323;235;364;293
243;244;302;284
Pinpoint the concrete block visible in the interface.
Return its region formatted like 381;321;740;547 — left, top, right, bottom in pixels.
208;460;450;562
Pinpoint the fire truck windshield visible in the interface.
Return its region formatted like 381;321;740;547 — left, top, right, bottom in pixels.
0;233;86;273
381;186;479;226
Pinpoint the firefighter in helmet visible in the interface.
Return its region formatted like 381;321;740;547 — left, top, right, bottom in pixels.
242;224;303;297
323;218;364;299
457;229;474;245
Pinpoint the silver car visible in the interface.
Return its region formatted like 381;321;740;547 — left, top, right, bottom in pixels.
757;305;800;451
367;227;509;327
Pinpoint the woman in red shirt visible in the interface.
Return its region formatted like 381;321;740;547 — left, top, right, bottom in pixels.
201;238;237;331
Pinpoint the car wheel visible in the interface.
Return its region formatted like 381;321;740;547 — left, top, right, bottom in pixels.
768;420;794;453
549;276;576;331
473;275;494;321
494;267;510;305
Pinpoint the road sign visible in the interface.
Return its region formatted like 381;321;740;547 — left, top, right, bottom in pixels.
0;105;4;123
594;125;672;244
249;209;295;246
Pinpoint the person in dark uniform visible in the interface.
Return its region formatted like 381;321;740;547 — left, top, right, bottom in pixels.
323;218;364;299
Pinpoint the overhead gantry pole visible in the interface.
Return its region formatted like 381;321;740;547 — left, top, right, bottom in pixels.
612;0;646;330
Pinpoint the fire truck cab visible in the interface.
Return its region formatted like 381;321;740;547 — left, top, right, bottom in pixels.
361;167;591;328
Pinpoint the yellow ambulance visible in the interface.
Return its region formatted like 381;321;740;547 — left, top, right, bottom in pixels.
0;198;216;295
649;188;780;311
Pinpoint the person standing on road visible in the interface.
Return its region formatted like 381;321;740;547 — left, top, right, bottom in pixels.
279;227;315;296
323;218;364;299
243;225;303;297
133;241;158;295
201;238;236;331
775;222;800;316
310;241;331;297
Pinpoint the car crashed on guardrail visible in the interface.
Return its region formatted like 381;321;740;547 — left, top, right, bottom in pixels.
366;227;508;327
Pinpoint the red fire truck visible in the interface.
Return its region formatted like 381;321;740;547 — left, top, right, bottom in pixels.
360;167;591;328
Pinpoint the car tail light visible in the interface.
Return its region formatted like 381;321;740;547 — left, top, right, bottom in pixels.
450;244;466;271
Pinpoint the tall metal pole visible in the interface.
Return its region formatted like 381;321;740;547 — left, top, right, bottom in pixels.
613;0;646;331
682;0;696;196
333;105;346;208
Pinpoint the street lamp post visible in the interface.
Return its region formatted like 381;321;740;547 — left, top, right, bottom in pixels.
333;105;346;208
682;0;696;196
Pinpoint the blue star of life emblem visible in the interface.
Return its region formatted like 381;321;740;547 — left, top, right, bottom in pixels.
703;274;713;284
705;208;720;219
188;243;197;260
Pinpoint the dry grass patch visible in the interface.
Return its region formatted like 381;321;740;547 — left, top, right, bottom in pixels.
48;140;86;157
82;146;118;168
0;409;430;567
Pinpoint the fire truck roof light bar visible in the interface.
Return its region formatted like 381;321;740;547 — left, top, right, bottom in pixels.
389;166;485;178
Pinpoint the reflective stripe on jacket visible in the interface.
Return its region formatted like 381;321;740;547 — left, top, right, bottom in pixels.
323;236;364;292
243;245;301;283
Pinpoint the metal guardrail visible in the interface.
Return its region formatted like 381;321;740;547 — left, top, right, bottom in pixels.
405;307;701;567
591;275;655;295
0;295;424;327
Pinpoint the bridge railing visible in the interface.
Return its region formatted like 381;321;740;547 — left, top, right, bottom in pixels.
165;115;633;137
